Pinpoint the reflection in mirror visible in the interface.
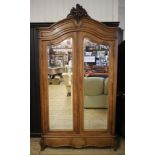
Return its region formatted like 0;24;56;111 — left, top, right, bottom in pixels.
47;38;73;130
83;38;109;130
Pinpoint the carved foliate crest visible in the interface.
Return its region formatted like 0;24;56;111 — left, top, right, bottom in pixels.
67;4;90;23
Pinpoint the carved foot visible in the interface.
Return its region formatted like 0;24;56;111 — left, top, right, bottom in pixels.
113;136;120;151
40;139;46;151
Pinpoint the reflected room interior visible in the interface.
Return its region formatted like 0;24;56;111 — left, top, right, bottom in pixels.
47;38;73;130
83;38;109;130
47;38;109;130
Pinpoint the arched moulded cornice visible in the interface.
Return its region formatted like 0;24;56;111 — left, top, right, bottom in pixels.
38;4;118;41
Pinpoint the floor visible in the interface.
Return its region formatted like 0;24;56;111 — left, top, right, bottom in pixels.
30;138;125;155
48;84;73;130
48;82;107;130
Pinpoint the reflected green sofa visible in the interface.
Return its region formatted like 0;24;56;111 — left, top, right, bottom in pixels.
84;77;109;108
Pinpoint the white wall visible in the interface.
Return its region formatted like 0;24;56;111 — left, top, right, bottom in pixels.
30;0;118;22
118;0;125;30
30;0;125;30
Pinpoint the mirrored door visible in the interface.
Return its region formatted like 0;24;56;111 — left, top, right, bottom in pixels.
83;38;110;130
46;38;73;130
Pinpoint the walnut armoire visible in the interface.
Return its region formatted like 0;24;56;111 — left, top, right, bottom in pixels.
38;4;119;150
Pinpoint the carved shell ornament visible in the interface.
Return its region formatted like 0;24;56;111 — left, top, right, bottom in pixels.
67;4;90;23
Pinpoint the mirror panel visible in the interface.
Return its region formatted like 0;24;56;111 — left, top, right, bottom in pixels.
47;38;73;130
83;38;109;130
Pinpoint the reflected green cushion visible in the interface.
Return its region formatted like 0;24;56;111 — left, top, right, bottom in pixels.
84;77;109;108
104;77;109;95
84;77;104;95
84;95;108;108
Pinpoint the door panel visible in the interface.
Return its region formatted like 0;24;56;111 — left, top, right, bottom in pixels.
77;32;115;133
47;38;73;130
83;38;109;130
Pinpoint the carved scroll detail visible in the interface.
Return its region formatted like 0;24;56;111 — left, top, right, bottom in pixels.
67;4;90;23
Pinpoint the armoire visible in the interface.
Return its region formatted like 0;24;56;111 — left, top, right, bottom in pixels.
35;4;122;150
